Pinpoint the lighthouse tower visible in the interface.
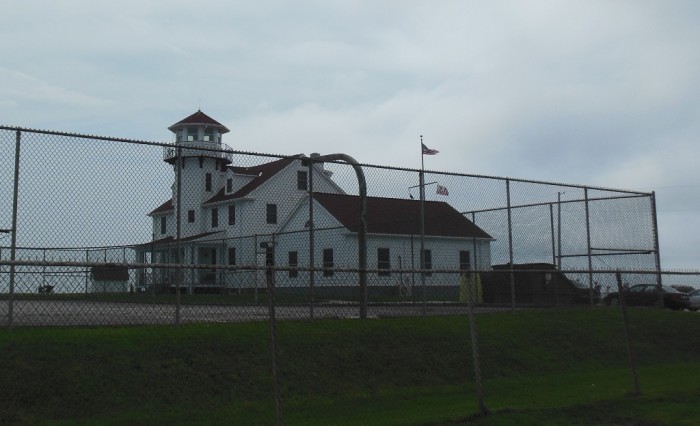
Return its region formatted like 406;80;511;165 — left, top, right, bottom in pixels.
164;110;232;237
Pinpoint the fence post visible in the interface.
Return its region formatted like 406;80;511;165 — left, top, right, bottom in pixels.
650;192;664;308
615;271;641;395
465;271;488;416
471;212;478;274
175;146;183;325
584;187;594;305
85;249;90;293
8;129;23;329
549;203;556;267
263;237;283;425
557;191;563;270
506;179;515;311
307;158;315;320
420;170;427;316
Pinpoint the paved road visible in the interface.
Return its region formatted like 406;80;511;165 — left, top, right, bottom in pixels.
0;300;507;327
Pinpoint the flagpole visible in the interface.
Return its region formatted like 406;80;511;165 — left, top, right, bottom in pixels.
419;135;427;316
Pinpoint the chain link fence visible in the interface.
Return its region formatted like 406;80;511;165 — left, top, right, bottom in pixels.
1;125;698;422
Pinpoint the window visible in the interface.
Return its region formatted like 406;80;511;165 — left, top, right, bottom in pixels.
211;208;218;228
265;246;274;266
187;126;198;141
423;249;432;276
459;251;471;271
228;205;235;226
377;248;390;276
205;173;212;192
266;203;277;224
226;178;233;193
187;210;195;223
288;251;298;278
160;217;166;234
228;247;236;265
204;128;214;142
323;248;334;277
297;170;308;190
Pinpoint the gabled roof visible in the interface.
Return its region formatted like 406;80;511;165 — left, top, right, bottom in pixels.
149;156;303;213
203;156;302;204
168;110;230;133
149;199;173;216
312;193;493;239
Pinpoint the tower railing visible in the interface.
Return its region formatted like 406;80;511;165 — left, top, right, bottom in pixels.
163;141;234;163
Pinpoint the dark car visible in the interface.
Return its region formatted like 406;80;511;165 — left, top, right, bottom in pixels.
604;284;690;310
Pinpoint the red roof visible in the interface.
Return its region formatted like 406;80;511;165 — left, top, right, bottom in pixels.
168;110;229;133
313;193;492;239
149;199;173;216
150;156;301;214
203;156;301;204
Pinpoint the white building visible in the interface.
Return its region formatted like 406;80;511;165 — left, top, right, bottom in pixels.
137;111;493;296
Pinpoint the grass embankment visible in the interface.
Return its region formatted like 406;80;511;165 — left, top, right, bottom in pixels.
0;308;698;425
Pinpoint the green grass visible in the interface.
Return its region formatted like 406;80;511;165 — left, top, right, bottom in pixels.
0;308;698;425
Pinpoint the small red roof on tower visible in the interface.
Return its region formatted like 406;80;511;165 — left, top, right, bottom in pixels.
168;110;230;133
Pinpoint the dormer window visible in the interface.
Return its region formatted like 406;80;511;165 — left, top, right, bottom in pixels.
266;203;277;224
297;171;308;190
187;126;198;141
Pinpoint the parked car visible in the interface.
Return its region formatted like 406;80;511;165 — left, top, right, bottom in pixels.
688;289;700;311
671;285;695;294
603;284;690;310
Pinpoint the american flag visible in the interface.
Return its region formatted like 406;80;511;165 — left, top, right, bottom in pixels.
436;184;449;196
421;143;439;155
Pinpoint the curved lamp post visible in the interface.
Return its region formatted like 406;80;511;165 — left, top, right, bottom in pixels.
308;153;368;319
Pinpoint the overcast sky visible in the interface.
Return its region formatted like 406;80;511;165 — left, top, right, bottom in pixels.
2;1;700;270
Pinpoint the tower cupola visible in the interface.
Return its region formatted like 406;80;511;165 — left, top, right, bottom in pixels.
164;110;232;166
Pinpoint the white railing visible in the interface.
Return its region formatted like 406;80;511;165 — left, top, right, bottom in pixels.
163;141;234;163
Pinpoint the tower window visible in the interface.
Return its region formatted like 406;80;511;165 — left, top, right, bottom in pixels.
204;128;214;142
228;205;235;226
266;204;277;224
187;126;198;141
288;251;298;278
205;173;212;192
377;248;390;276
459;250;471;271
211;208;218;228
323;248;334;277
228;247;236;265
297;171;308;190
423;249;432;276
